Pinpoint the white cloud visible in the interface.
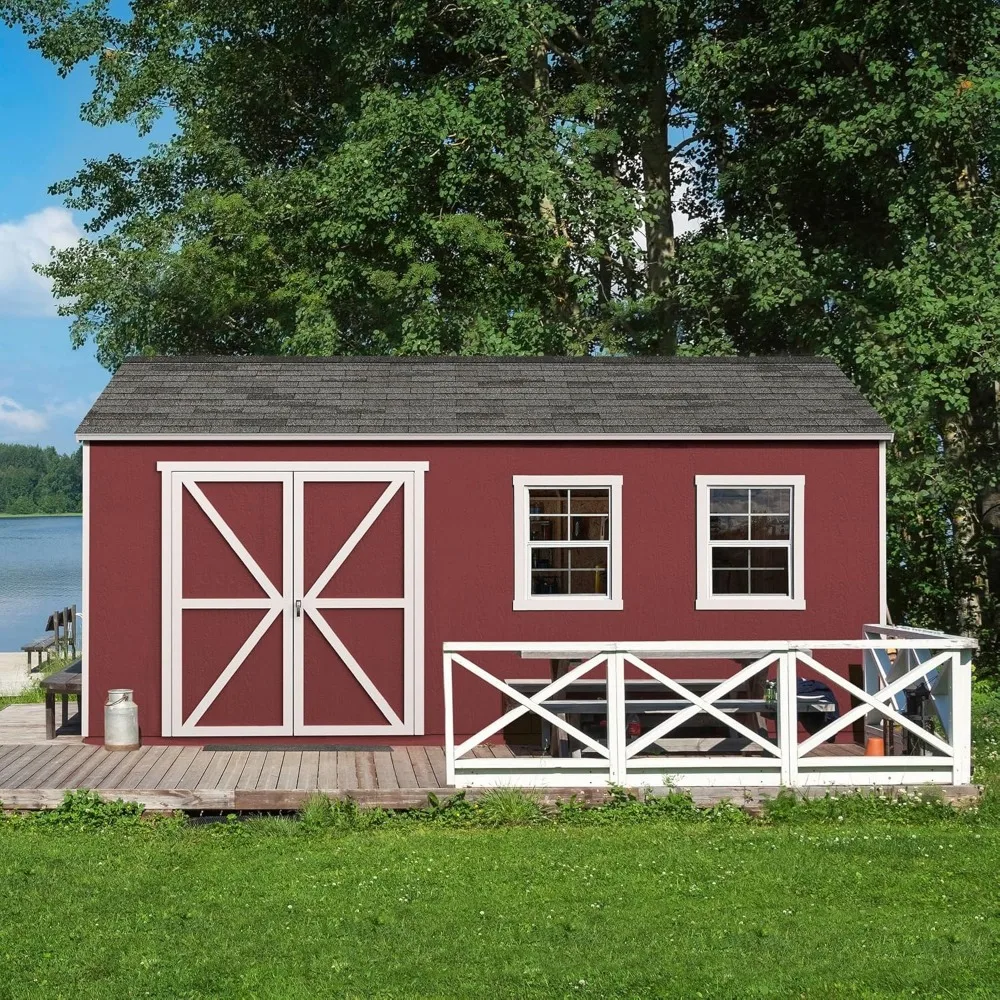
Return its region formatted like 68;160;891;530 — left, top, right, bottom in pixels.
0;208;82;317
0;397;48;433
0;394;96;440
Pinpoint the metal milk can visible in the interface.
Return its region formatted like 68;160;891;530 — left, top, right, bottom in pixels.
104;689;140;750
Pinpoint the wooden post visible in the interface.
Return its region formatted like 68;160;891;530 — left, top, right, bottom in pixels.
952;651;973;785
778;652;798;786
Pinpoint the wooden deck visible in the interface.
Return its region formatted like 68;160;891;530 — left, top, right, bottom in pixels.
0;703;973;812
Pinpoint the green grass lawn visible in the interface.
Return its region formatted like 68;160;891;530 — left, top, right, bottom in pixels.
0;691;998;999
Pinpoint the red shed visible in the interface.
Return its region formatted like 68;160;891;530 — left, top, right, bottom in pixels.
77;354;965;789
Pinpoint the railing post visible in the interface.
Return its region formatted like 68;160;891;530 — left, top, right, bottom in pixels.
951;650;973;786
778;651;798;787
443;652;456;786
606;651;626;786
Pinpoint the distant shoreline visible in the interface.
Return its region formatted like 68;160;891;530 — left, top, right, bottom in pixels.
0;513;82;519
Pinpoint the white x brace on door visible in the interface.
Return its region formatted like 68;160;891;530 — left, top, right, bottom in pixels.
159;462;427;738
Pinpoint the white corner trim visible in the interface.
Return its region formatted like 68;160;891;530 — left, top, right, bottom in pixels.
695;474;806;612
156;460;430;473
879;441;888;625
81;431;895;443
81;442;90;739
512;475;624;612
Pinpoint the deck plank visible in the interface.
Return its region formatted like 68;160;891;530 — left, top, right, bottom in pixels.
337;751;359;790
77;749;132;789
1;746;64;787
44;744;102;788
0;745;51;786
276;752;302;790
176;750;215;790
156;747;202;788
424;746;448;786
17;745;82;789
317;751;338;790
390;747;418;789
60;746;117;789
114;747;168;790
373;751;397;790
407;747;436;787
355;752;377;790
217;750;251;791
101;747;156;789
198;752;234;790
257;751;284;790
236;752;268;791
298;751;320;791
141;746;185;788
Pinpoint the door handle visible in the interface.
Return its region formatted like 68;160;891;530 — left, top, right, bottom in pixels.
295;599;302;618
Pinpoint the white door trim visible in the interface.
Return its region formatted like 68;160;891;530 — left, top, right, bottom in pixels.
160;462;426;737
165;470;294;737
293;470;418;736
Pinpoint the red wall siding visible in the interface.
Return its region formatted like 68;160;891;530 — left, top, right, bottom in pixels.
86;440;881;740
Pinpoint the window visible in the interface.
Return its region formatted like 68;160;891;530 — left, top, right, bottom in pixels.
695;475;805;610
513;476;623;611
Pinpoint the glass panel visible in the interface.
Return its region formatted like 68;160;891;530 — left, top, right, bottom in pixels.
570;489;610;515
570;515;608;540
750;488;791;514
751;569;790;594
750;514;789;540
531;570;569;595
709;515;749;540
531;547;569;570
529;515;568;541
709;488;749;515
712;547;751;569
713;569;750;594
569;547;608;571
571;570;608;595
528;489;568;515
750;547;789;570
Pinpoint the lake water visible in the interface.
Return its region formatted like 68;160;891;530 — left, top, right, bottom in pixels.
0;516;82;652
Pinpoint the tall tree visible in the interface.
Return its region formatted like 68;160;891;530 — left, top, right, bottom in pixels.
3;0;708;364
675;1;1000;657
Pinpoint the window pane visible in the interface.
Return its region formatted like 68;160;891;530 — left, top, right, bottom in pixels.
750;547;788;570
570;515;608;540
531;570;569;595
571;570;608;595
751;569;790;594
529;515;568;541
709;488;749;515
713;569;750;594
569;547;608;571
750;488;791;514
570;489;609;515
528;489;568;515
709;515;749;540
712;547;751;569
531;547;569;570
750;514;790;540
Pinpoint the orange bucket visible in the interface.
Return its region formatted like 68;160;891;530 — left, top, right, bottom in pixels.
865;736;885;756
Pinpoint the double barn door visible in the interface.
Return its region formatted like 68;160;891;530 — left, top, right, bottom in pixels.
160;463;425;737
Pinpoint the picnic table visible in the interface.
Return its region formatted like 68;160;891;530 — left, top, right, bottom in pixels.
39;659;82;741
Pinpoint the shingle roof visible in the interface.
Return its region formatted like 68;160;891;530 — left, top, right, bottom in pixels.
75;355;891;437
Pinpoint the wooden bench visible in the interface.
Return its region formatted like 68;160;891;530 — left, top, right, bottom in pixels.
21;635;56;669
39;659;82;741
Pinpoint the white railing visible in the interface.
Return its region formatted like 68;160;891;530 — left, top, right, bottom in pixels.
443;628;976;789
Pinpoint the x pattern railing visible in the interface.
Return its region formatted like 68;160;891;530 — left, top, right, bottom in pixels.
444;629;976;788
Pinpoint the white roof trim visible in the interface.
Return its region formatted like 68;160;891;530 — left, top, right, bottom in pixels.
78;431;894;443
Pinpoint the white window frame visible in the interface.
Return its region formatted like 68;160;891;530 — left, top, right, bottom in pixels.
513;475;623;611
695;474;806;611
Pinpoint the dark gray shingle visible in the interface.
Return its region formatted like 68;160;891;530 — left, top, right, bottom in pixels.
76;356;890;437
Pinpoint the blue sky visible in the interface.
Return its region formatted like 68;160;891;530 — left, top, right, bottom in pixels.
0;19;153;453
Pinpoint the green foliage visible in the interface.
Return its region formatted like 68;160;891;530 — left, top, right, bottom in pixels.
0;443;82;515
1;789;144;829
6;1;1000;662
